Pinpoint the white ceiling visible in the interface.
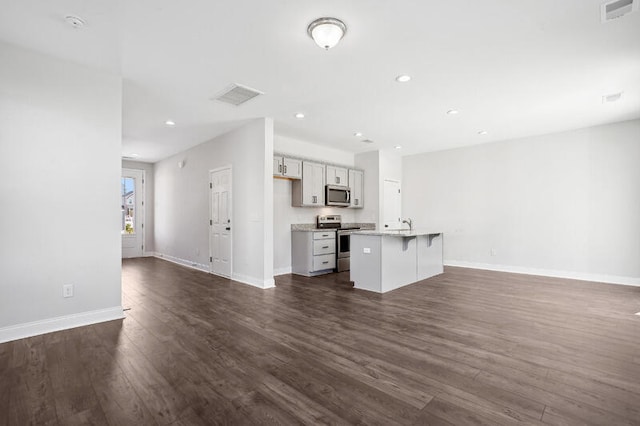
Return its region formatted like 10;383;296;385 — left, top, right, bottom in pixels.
1;0;639;162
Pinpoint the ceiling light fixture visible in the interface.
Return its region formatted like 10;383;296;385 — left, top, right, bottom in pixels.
395;145;402;149
165;120;176;126
294;113;305;119
307;17;347;50
395;75;411;83
65;15;85;29
447;109;459;115
478;130;488;135
353;132;363;137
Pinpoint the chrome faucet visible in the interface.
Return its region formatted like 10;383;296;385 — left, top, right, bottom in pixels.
402;218;413;230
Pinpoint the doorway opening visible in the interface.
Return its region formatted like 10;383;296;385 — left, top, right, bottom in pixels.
122;168;144;258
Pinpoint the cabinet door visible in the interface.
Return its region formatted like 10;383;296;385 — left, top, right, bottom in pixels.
349;169;364;208
326;165;348;186
283;157;302;179
273;156;284;176
302;161;325;205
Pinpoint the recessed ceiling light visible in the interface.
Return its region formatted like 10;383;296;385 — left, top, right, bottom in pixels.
395;75;411;83
353;132;363;137
395;145;402;149
165;120;176;126
294;113;305;119
130;153;139;158
447;109;459;115
478;130;488;135
65;15;85;29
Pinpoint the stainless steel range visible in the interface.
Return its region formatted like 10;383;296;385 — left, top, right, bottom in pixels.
317;215;360;272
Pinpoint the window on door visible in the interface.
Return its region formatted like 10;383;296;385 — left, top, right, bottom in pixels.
121;177;136;234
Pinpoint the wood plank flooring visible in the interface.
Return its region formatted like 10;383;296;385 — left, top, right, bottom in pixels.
1;257;640;425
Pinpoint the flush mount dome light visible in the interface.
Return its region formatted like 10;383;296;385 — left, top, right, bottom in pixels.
307;17;347;50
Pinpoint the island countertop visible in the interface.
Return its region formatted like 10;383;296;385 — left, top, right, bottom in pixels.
352;229;442;237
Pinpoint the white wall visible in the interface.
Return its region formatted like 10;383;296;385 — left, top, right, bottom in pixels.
122;160;155;254
154;119;274;288
403;119;640;285
354;150;403;230
273;135;359;274
0;42;123;342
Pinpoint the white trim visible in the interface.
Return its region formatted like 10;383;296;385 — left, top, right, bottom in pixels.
0;307;124;344
273;266;292;276
232;273;276;289
154;253;209;272
154;253;275;289
444;260;640;287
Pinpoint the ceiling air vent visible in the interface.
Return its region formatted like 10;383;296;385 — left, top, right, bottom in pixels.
601;0;637;22
213;83;264;106
602;92;623;103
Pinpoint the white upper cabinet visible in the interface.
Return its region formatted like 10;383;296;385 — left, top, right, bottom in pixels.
273;155;302;179
349;169;364;209
326;165;348;186
292;161;325;206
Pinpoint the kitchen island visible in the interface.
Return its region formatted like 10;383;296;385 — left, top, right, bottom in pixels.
350;230;443;293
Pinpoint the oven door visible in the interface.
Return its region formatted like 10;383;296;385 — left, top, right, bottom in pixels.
337;231;351;258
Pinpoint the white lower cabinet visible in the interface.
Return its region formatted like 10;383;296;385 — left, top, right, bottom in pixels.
291;230;336;276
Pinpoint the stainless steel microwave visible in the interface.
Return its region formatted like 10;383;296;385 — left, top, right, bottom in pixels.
326;185;351;207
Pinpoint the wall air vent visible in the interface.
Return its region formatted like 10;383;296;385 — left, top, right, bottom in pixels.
213;83;264;106
362;139;375;144
601;0;637;22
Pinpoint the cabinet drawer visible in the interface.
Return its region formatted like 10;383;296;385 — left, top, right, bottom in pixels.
313;254;336;271
313;231;335;240
313;239;335;255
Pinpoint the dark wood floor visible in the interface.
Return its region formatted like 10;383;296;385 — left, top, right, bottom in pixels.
1;258;640;425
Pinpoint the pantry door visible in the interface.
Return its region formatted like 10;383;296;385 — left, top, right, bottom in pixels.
209;167;232;277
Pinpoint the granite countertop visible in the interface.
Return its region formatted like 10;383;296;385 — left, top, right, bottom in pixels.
291;223;376;231
352;229;442;237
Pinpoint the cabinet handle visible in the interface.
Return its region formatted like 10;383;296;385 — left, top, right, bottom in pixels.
312;195;317;204
336;176;340;184
322;234;329;237
355;199;359;206
322;246;329;249
322;261;329;264
278;164;282;173
284;165;287;174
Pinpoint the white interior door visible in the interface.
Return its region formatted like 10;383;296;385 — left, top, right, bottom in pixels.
383;179;401;230
210;167;232;277
121;168;144;258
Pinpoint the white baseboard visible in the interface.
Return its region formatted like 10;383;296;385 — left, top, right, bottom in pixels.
444;260;640;287
154;253;209;273
273;266;292;276
154;253;275;289
0;306;125;344
143;251;157;257
232;273;276;289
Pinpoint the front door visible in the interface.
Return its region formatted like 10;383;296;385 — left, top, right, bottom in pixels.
210;167;232;277
121;168;144;258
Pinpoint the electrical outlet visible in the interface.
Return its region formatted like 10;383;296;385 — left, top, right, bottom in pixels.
490;248;497;256
363;248;371;254
63;284;74;298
